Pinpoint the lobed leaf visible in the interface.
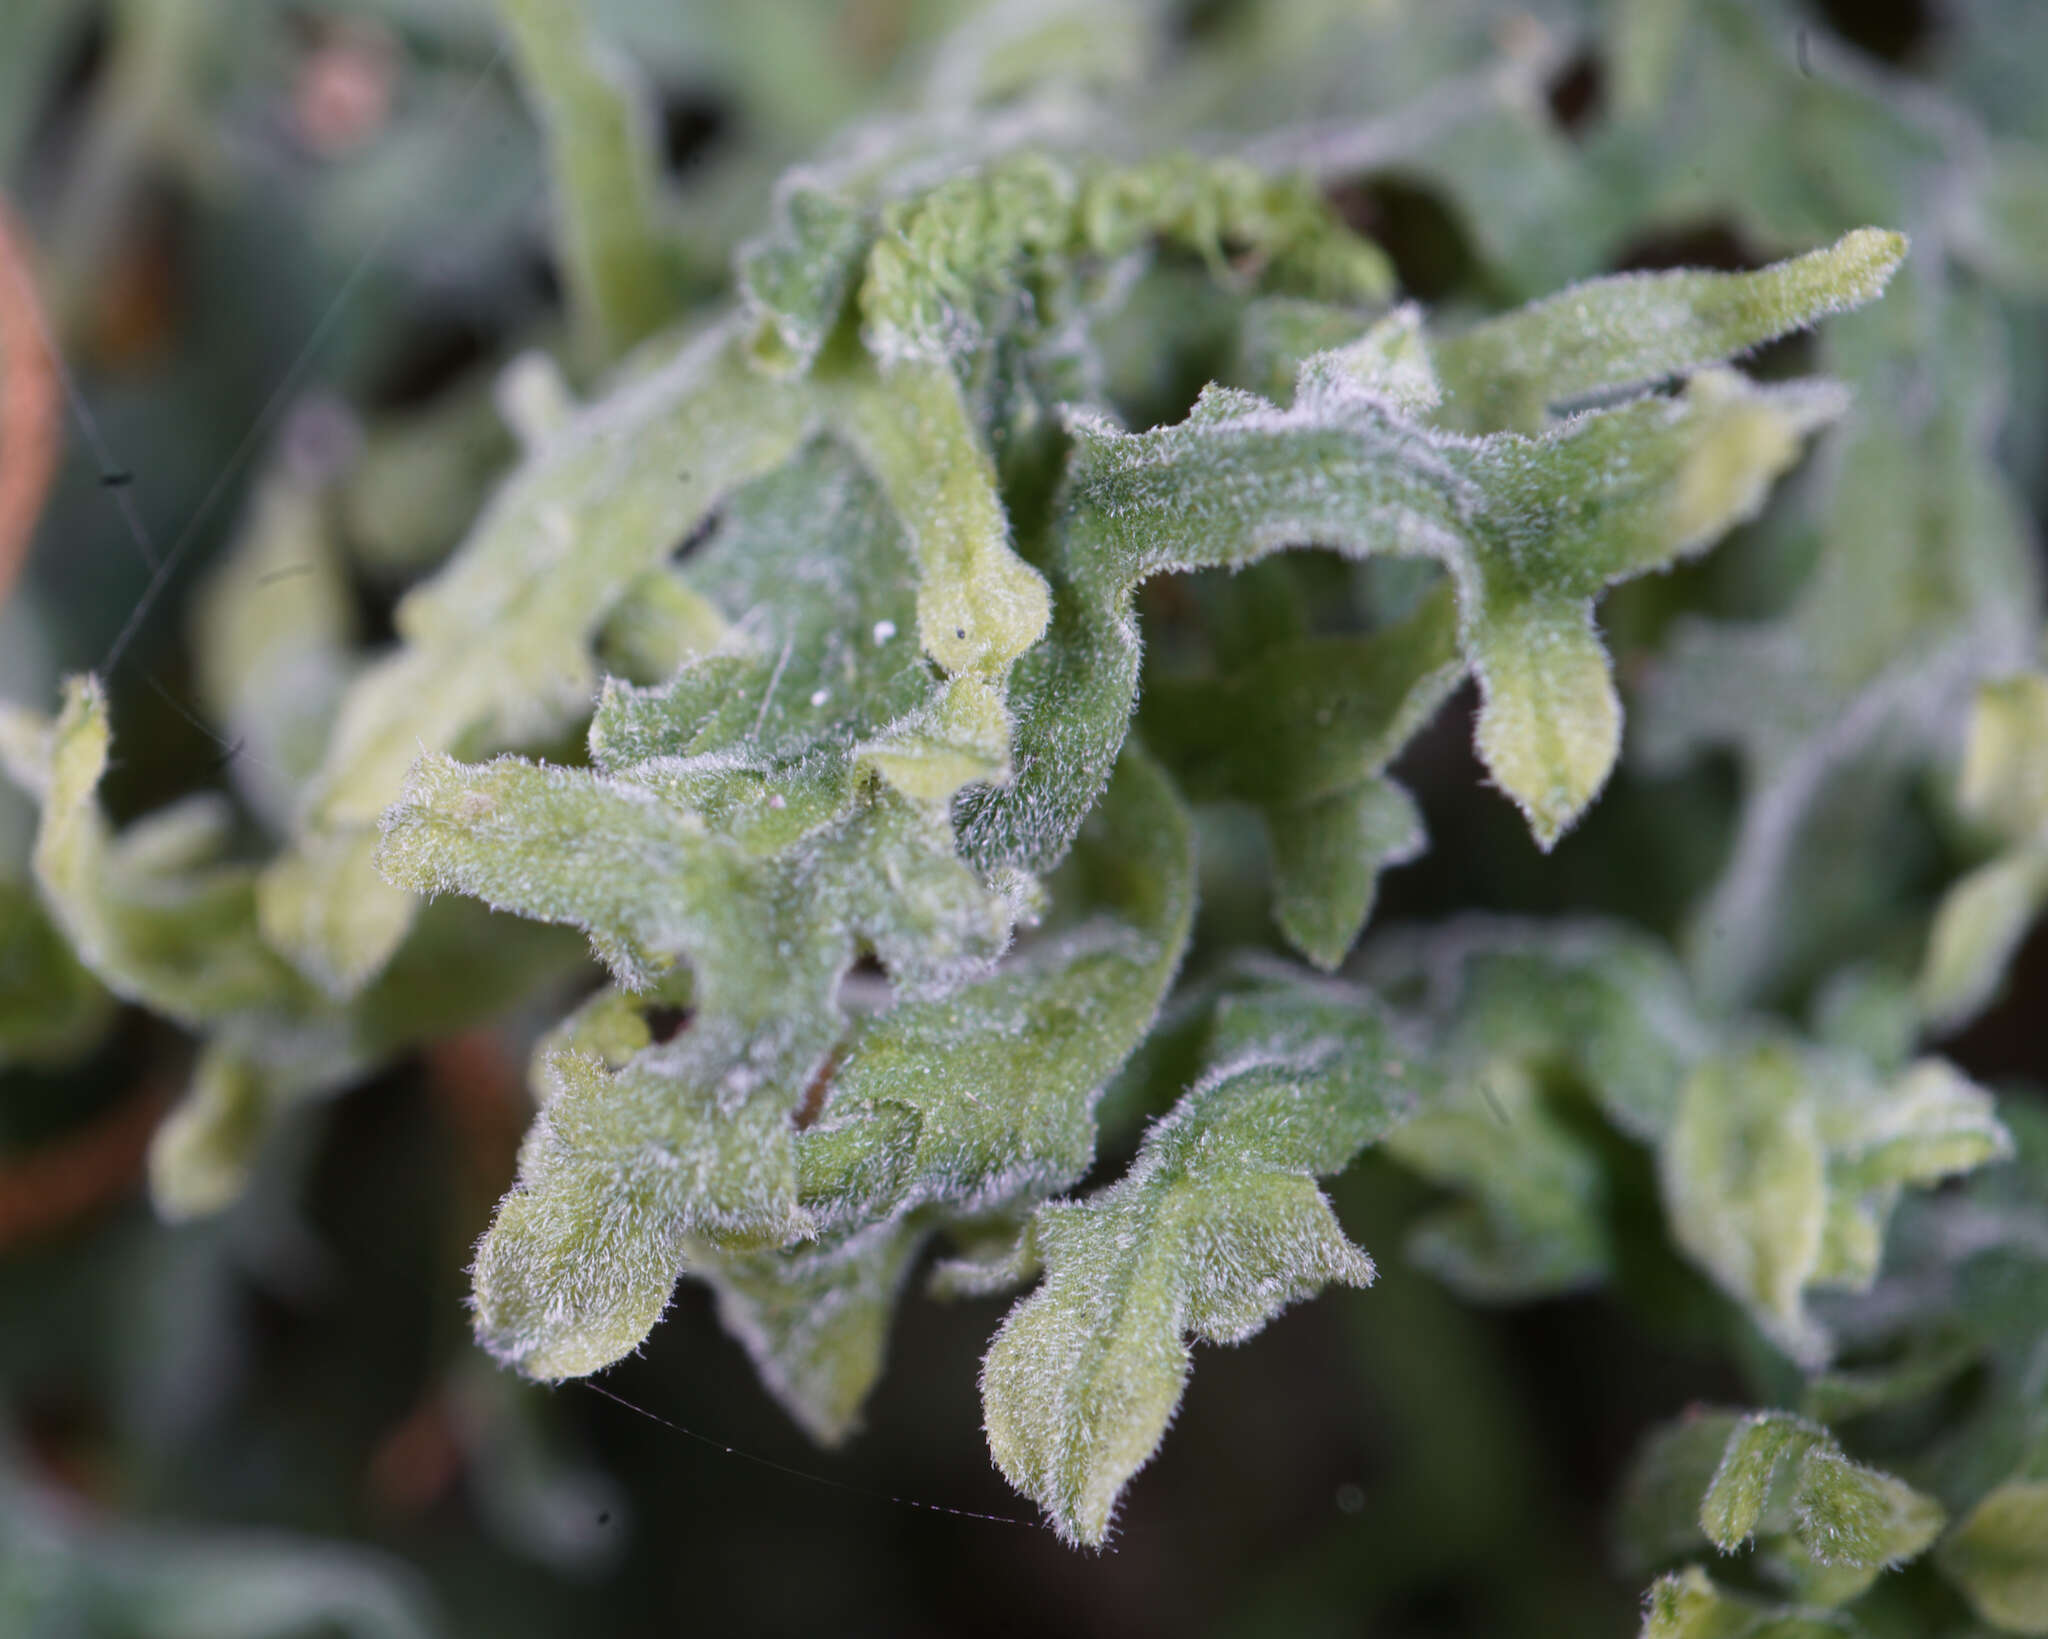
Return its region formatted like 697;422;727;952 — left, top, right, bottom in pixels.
1665;1048;1832;1367
274;325;816;997
1640;275;2040;1007
965;340;1850;872
702;744;1196;1439
979;982;1419;1544
378;444;1029;1378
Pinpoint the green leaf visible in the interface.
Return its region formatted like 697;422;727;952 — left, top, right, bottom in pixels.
274;325;817;996
1956;674;2048;842
496;0;681;364
1364;921;1709;1298
710;745;1196;1440
799;744;1196;1236
1664;1048;1832;1367
1383;1053;1612;1301
1637;1566;1860;1639
378;442;1030;1379
1432;228;1906;435
1918;674;2048;1029
739;182;869;376
1937;1479;2048;1636
826;357;1050;680
695;1222;926;1448
1640;277;2039;1006
1616;1410;1747;1573
0;679;579;1220
1701;1412;1831;1550
1789;1446;1944;1570
186;464;359;835
2;679;315;1029
0;877;111;1071
966;344;1849;872
1698;1410;1944;1578
980;982;1419;1544
1141;575;1461;967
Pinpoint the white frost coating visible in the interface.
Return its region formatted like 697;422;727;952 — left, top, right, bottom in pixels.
978;985;1418;1545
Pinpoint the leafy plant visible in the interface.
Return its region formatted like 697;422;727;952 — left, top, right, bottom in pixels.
5;0;2048;1634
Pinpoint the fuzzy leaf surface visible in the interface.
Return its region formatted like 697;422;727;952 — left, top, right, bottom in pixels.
980;982;1420;1543
698;745;1196;1441
377;443;1021;1379
965;347;1849;870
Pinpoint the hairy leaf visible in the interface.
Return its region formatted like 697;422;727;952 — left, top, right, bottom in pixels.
378;444;1023;1378
695;745;1195;1439
1700;1411;1944;1577
1432;228;1905;435
980;982;1419;1544
966;339;1850;871
1937;1479;2048;1635
1141;572;1461;967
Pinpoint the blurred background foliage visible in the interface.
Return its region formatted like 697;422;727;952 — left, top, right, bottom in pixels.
2;0;2047;1634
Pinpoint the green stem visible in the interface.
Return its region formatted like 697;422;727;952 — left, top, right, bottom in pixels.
495;0;678;365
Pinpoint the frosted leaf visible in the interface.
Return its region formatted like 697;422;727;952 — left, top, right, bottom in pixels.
801;746;1193;1236
1640;279;2039;1007
1788;1448;1944;1570
1142;576;1460;968
1432;228;1906;434
857;151;1391;373
1665;1046;1833;1366
1362;920;1707;1298
704;746;1194;1438
1367;919;1711;1141
187;465;359;836
738;182;869;376
979;982;1419;1544
1690;1411;1944;1601
284;283;1082;998
1615;1410;1747;1575
697;1221;926;1447
272;325;817;996
1958;674;2048;839
1699;1412;1833;1550
1356;921;2009;1342
1953;143;2048;300
377;444;1052;1378
966;344;1851;870
827;359;1050;679
3;680;318;1029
